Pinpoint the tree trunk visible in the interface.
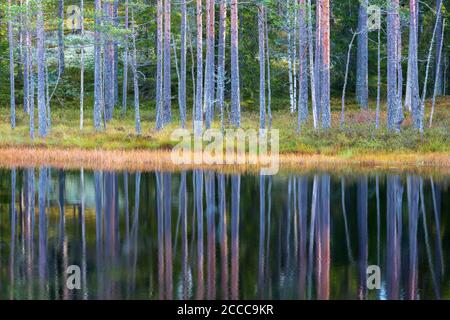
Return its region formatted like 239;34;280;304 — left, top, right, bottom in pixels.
194;0;204;136
122;0;129;114
429;18;446;128
408;0;421;130
265;10;272;129
131;8;141;135
36;0;47;137
297;0;308;130
341;32;358;125
104;2;115;121
94;0;103;130
204;0;216;129
435;0;444;96
307;0;318;129
163;0;172;126
8;0;15;129
58;0;65;75
258;4;266;133
156;0;164;130
387;0;400;131
376;12;381;129
180;0;187;128
231;0;241;127
320;0;331;129
217;0;227;130
356;0;368;109
80;0;85;130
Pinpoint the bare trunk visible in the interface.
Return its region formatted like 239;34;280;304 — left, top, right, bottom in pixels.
80;0;85;130
429;18;446;127
217;0;227;130
258;5;266;132
93;0;103;130
265;10;272;129
307;0;318;129
156;0;164;129
356;0;369;109
8;0;15;129
320;0;331;129
341;32;358;125
409;0;421;130
122;0;129;114
180;0;187;128
163;0;172;126
58;0;65;75
194;0;204;136
231;0;241;127
131;8;141;135
37;0;47;137
297;0;308;130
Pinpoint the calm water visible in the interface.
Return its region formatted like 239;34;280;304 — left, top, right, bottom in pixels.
0;168;449;300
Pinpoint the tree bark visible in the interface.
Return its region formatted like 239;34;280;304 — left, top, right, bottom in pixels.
258;4;266;133
8;0;15;129
320;0;331;129
231;0;241;127
122;0;129;114
80;0;85;130
217;0;227;130
180;0;187;128
356;0;369;109
58;0;65;75
194;0;204;136
204;0;216;129
408;0;421;130
435;0;444;96
93;0;103;130
36;0;47;137
297;0;308;130
163;0;172;126
131;8;141;135
156;0;164;130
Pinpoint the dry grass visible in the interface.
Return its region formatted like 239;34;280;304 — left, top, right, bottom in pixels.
0;147;448;176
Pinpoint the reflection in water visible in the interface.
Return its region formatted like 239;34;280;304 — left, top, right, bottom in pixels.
0;168;449;300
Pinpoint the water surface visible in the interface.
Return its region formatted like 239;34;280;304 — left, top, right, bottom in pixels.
0;168;448;300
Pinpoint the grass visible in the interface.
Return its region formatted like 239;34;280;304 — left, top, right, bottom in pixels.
0;96;448;170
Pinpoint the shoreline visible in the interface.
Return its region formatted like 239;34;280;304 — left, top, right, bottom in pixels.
0;147;448;175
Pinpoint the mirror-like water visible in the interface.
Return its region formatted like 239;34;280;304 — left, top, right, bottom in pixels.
0;168;448;300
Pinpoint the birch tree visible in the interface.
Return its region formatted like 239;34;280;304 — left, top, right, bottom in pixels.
123;0;129;114
80;0;85;130
356;0;368;109
435;0;444;96
387;0;401;132
131;5;141;135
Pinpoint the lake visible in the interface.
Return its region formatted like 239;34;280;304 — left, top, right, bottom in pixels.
0;167;448;300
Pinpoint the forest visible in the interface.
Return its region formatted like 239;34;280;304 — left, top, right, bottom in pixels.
0;0;449;159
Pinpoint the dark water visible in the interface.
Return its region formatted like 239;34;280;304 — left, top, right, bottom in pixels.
0;168;449;300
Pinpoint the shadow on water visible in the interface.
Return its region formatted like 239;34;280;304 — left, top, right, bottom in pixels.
0;168;449;300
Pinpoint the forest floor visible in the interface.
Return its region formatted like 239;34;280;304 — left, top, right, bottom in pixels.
0;96;448;172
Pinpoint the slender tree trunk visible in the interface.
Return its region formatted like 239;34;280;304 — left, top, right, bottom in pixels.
104;1;115;121
37;0;47;137
58;0;65;75
94;0;103;130
163;0;172;126
429;18;446;128
180;0;187;128
387;0;400;131
194;0;204;136
80;0;85;130
204;0;216;129
356;0;368;109
217;0;227;130
122;0;129;114
307;0;318;129
131;8;141;135
409;0;421;130
265;10;272;130
8;0;15;129
297;0;308;130
258;4;266;133
113;0;119;105
231;0;241;127
376;20;381;129
341;32;358;125
24;0;31;115
156;0;164;130
419;3;442;133
320;0;331;129
435;0;444;96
